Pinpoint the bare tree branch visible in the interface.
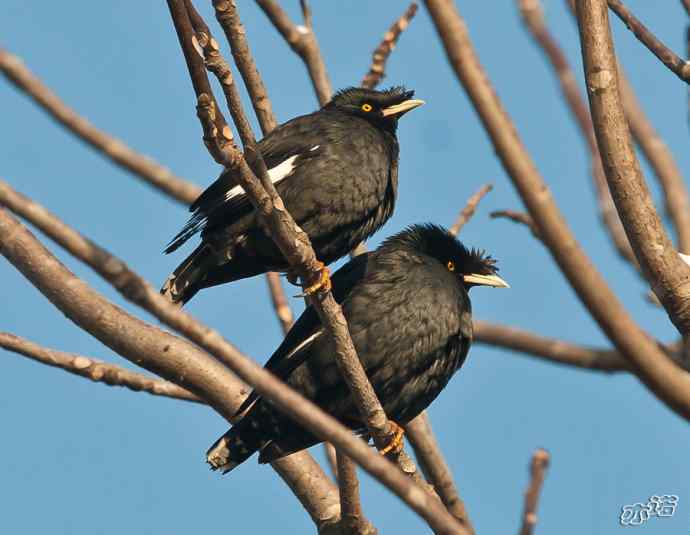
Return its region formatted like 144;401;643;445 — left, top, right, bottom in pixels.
406;413;474;532
490;210;542;241
1;22;294;349
361;3;419;90
449;183;493;236
0;48;200;205
213;0;277;131
607;0;690;84
183;0;433;487
424;0;690;422
336;451;376;535
256;0;332;106
181;0;297;339
560;0;690;257
265;271;295;333
473;321;629;371
616;66;690;254
324;442;339;482
0;200;468;534
518;0;637;269
181;4;434;526
577;0;690;336
0;206;343;527
0;3;458;530
0;332;202;403
518;448;550;535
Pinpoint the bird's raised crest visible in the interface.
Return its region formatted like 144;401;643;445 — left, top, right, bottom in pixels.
325;86;415;110
381;223;500;276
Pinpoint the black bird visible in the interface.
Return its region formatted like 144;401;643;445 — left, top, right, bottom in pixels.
206;224;509;472
161;86;424;304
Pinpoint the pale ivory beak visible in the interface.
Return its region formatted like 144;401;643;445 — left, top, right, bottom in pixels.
462;273;510;288
381;99;425;117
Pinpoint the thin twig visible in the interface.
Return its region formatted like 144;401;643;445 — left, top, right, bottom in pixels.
607;0;690;84
361;3;419;89
406;413;474;531
324;442;339;482
265;271;294;333
490;210;542;241
424;0;690;422
352;5;420;252
449;183;493;236
0;332;202;403
256;0;332;106
168;0;237;167
0;208;467;535
518;449;550;535
336;451;376;534
0;48;200;205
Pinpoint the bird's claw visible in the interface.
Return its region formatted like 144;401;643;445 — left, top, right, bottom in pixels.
379;421;405;456
295;262;332;297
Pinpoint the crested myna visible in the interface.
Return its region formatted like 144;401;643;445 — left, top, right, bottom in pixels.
206;224;508;472
161;86;423;304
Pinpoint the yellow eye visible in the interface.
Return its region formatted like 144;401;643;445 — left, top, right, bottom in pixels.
361;103;373;112
446;260;455;272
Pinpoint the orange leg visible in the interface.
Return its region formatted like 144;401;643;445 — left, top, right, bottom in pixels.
295;261;332;297
379;421;405;456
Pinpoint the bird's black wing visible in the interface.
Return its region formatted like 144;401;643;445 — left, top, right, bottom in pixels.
234;253;371;416
164;113;327;253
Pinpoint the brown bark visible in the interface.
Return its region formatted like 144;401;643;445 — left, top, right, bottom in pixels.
361;3;419;90
424;0;690;421
406;413;474;532
0;48;200;205
518;449;550;535
256;0;332;106
449;184;493;236
577;0;690;336
607;0;690;84
0;332;202;403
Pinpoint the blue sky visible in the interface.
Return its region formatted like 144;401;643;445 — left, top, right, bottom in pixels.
2;1;689;533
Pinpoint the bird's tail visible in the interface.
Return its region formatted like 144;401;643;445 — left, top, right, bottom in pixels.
161;243;266;305
160;243;214;305
206;418;269;474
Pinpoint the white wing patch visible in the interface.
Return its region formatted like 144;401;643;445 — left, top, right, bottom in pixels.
223;153;301;202
284;329;322;361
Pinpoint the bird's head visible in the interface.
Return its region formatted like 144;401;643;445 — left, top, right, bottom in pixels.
387;224;509;291
325;86;424;131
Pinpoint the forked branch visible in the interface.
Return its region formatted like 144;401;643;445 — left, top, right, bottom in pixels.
424;0;690;422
